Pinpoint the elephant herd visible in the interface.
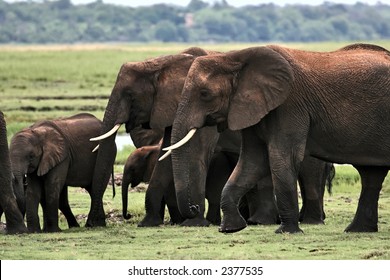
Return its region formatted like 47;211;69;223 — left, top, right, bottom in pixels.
1;43;389;235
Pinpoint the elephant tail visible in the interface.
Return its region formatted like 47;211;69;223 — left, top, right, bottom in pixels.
111;167;116;198
325;163;335;195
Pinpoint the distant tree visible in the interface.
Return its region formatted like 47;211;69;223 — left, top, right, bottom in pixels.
154;20;178;42
187;0;208;12
2;1;390;43
50;0;72;10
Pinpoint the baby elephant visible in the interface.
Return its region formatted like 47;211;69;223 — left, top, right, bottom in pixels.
10;113;103;233
122;144;160;220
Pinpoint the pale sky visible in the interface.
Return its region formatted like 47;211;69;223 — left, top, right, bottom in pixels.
4;0;385;7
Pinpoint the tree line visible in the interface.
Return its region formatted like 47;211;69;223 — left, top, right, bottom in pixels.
1;0;390;43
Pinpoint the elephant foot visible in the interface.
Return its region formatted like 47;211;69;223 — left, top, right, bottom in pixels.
299;217;325;225
344;221;378;232
247;213;280;225
219;214;247;233
138;215;163;227
206;217;221;226
43;226;62;233
86;216;106;228
275;224;303;234
299;200;325;224
6;224;28;235
67;221;80;228
180;217;211;227
28;226;42;233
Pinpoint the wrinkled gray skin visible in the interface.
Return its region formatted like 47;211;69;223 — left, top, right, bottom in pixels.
88;47;280;227
10;113;103;232
171;43;390;234
89;47;332;228
0;111;28;234
87;47;221;227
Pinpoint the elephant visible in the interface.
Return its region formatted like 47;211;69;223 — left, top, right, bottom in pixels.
89;47;283;227
89;46;333;228
122;143;161;220
121;140;256;226
88;47;223;227
0;111;28;234
167;43;390;234
10;113;104;232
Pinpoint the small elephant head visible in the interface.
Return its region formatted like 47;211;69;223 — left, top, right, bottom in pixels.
10;123;68;206
122;144;160;220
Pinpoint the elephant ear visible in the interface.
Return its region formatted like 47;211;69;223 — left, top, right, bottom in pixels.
35;125;68;176
227;47;294;131
150;52;204;129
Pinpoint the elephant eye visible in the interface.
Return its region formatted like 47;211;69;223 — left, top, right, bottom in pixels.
28;152;35;160
200;89;213;101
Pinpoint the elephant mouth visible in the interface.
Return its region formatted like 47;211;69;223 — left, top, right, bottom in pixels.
125;121;135;133
205;114;226;127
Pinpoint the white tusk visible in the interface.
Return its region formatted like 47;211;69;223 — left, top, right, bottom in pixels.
92;144;99;153
158;150;171;161
90;124;121;141
162;128;197;151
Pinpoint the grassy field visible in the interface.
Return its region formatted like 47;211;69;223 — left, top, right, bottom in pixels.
1;42;390;260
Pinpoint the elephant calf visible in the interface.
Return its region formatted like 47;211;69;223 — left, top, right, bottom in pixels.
122;143;161;220
10;113;104;233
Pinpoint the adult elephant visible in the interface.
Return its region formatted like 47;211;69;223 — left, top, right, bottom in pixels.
90;47;331;228
0;111;28;234
88;47;229;227
167;43;390;234
90;47;283;227
10;113;104;232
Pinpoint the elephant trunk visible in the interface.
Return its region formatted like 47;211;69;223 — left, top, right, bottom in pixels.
87;100;118;227
121;179;132;220
171;116;219;219
12;173;26;216
9;153;28;216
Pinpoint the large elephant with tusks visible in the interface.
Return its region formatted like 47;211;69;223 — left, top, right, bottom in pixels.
167;43;390;234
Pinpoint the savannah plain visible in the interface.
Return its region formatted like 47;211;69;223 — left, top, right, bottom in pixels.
0;42;390;260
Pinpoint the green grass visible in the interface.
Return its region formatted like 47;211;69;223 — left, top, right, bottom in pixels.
1;165;390;260
1;42;390;260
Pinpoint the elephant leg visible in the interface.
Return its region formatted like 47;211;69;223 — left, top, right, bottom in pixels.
138;146;174;227
59;186;79;228
26;176;43;233
179;200;209;227
268;139;306;234
220;127;268;233
87;135;116;228
345;166;387;232
205;151;232;225
246;175;280;225
164;182;185;225
298;157;327;224
238;195;249;221
138;131;172;227
42;162;69;232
